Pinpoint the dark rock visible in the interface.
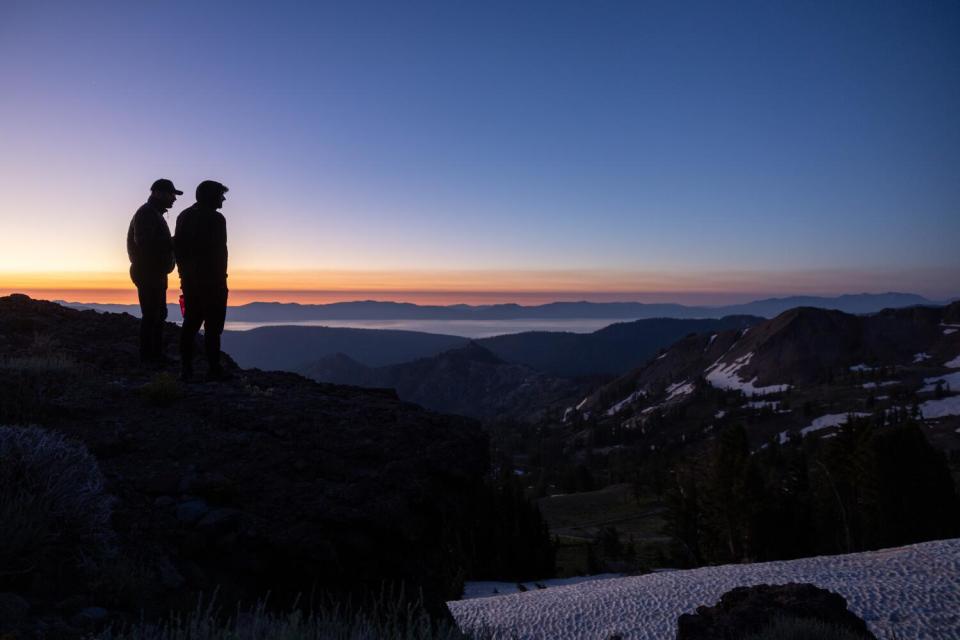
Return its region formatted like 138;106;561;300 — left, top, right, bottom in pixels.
196;508;243;535
179;472;235;501
0;592;30;622
157;557;186;589
55;594;90;612
154;496;175;508
71;606;109;629
676;583;878;640
176;499;210;524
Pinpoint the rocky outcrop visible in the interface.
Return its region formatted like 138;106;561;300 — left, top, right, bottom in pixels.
676;582;878;640
0;294;488;629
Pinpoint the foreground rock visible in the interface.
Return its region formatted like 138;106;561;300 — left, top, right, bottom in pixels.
676;583;877;640
0;295;488;628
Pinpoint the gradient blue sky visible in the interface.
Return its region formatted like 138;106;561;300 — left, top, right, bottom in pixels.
1;0;958;303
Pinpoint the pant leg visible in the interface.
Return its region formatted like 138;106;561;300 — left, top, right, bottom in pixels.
202;285;228;371
151;288;169;358
179;288;205;372
137;284;166;360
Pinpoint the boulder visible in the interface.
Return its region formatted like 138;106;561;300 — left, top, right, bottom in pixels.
676;583;877;640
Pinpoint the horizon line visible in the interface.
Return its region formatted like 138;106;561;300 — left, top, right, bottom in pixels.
5;288;954;309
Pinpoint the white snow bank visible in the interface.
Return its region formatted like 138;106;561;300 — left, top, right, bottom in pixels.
801;413;870;437
945;354;960;369
705;353;789;397
449;538;960;640
666;381;694;400
921;371;960;393
607;391;644;416
862;381;899;389
462;574;623;600
921;396;960;419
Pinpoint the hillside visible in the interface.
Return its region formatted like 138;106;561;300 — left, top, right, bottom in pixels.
250;316;764;383
0;295;488;627
570;303;960;452
221;324;468;370
298;342;589;421
479;315;761;377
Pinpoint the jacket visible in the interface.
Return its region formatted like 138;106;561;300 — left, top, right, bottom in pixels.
174;203;228;287
127;201;175;286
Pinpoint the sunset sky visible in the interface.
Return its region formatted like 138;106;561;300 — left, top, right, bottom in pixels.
1;1;958;305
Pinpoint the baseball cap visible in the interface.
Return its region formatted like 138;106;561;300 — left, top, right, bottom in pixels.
150;178;184;195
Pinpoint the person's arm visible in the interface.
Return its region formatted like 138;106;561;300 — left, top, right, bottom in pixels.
218;214;228;278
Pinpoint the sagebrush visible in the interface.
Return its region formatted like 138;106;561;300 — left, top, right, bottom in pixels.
0;425;116;579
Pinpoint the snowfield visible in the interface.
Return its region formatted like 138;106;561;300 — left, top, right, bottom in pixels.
705;353;789;396
449;538;960;640
922;371;960;393
921;396;960;419
800;412;870;437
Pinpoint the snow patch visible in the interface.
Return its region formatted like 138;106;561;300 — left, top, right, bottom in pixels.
945;354;960;369
575;397;590;411
849;363;874;372
462;574;624;600
913;352;931;363
921;371;960;393
801;412;870;437
607;391;644;416
862;381;899;389
920;396;960;419
666;381;694;400
705;352;789;396
449;538;960;640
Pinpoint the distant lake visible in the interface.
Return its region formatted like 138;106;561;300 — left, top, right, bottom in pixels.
223;318;627;338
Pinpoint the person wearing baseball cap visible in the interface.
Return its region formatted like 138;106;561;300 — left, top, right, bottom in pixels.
126;178;182;365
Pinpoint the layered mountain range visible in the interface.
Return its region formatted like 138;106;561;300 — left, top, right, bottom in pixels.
225;316;762;381
62;291;941;323
571;303;960;454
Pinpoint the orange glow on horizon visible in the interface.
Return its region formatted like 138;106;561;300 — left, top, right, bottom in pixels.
1;267;956;306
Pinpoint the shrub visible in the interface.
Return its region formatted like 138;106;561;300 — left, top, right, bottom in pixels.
141;372;182;406
98;590;486;640
0;425;116;581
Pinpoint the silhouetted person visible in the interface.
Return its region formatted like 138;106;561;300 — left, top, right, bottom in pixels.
175;180;230;381
127;178;181;365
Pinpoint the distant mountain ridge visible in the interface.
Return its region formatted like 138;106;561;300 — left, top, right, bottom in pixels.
58;292;942;323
